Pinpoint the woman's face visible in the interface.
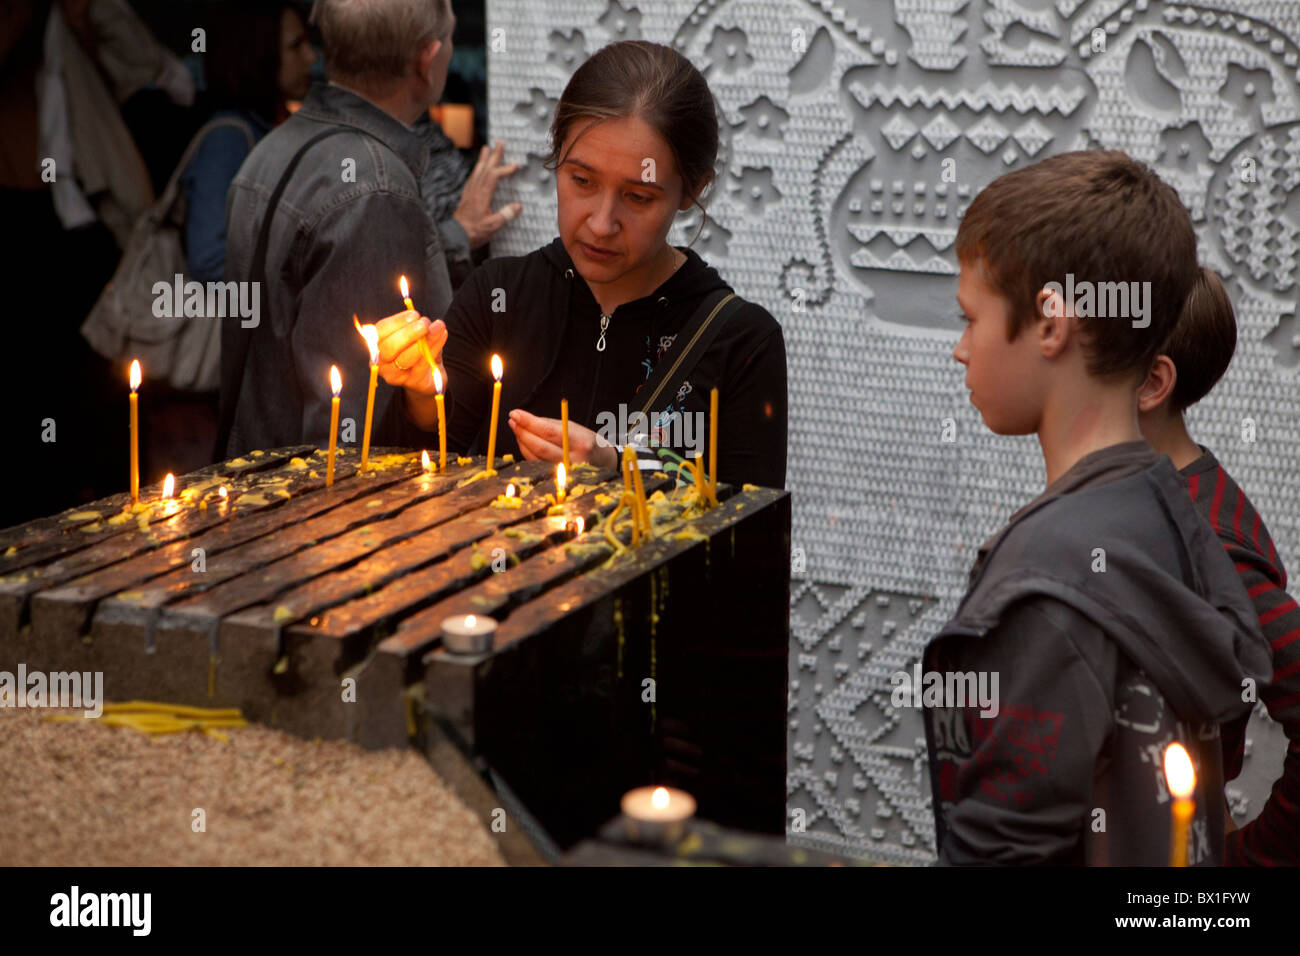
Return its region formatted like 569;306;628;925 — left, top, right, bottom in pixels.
277;7;316;103
556;114;697;285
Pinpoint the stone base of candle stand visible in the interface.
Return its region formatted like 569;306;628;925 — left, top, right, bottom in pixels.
421;487;791;852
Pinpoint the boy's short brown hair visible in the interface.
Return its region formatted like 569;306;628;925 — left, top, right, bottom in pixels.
1164;267;1237;411
955;150;1198;380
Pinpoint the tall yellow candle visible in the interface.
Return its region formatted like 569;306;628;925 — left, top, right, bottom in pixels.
400;274;416;313
485;353;503;474
1164;743;1196;867
709;386;719;502
355;318;380;472
695;452;706;504
622;446;642;543
631;455;650;536
433;366;447;471
560;398;570;475
326;365;341;486
128;359;141;504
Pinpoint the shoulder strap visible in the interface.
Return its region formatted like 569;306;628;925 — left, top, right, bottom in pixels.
213;126;357;460
635;289;739;418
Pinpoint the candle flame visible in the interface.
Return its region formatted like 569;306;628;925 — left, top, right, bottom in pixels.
465;614;477;628
433;365;443;394
218;486;228;499
129;359;141;391
329;365;342;396
557;463;566;494
1164;743;1196;799
573;517;585;534
400;275;411;300
506;482;516;497
491;353;503;381
162;473;175;499
355;316;379;364
421;450;431;471
651;787;670;809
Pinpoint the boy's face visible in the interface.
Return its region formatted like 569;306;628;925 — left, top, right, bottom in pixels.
952;258;1048;435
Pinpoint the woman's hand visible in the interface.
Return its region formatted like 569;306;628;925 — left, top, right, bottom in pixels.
507;409;619;469
374;310;447;430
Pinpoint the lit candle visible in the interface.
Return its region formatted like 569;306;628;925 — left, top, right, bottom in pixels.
421;450;432;472
621;785;696;844
433;365;447;472
218;485;228;513
505;482;517;498
354;316;380;473
560;398;570;475
1164;742;1196;867
399;275;439;377
485;354;503;475
556;463;567;503
709;386;719;503
128;360;141;504
326;365;341;486
441;613;497;655
162;473;174;499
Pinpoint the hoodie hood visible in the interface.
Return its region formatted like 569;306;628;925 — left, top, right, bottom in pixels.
940;454;1270;724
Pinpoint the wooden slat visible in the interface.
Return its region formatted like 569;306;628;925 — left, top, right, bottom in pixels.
5;449;402;644
0;446;313;571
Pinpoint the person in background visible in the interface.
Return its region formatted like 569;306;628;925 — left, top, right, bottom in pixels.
183;1;316;284
1137;267;1300;866
220;0;460;457
416;120;522;291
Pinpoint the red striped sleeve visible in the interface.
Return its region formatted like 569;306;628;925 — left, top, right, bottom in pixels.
1209;466;1227;530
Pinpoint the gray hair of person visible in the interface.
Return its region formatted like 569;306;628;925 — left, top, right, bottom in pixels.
310;0;452;86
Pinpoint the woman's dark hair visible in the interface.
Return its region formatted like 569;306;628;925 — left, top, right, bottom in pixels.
1164;266;1237;412
544;41;719;239
205;2;298;121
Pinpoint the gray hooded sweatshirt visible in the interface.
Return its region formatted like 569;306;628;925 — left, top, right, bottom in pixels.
923;441;1272;865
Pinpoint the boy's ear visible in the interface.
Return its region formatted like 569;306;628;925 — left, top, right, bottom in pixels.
1034;285;1071;358
1137;354;1178;413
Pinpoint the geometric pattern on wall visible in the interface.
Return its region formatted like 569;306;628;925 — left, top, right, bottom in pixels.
488;0;1300;862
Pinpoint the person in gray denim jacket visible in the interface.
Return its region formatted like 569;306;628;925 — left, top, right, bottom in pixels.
220;0;506;458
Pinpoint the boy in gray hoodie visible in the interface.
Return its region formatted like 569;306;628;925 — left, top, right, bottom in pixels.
925;151;1271;865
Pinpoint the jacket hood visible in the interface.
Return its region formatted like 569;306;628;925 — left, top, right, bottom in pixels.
539;237;731;306
942;456;1271;724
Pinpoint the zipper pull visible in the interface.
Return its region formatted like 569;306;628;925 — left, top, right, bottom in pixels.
597;313;610;352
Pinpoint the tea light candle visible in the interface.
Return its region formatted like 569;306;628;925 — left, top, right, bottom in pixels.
1164;742;1196;867
621;785;696;844
441;613;497;655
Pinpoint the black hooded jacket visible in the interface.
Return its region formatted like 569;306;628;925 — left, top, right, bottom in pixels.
923;441;1272;865
428;238;788;489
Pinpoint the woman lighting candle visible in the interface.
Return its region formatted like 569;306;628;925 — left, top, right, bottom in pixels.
365;42;786;492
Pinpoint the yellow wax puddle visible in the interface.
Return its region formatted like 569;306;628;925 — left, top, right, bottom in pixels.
64;511;102;522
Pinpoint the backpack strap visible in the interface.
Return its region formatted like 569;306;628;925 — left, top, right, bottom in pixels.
161;116;258;211
213;126;357;460
635;289;740;419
